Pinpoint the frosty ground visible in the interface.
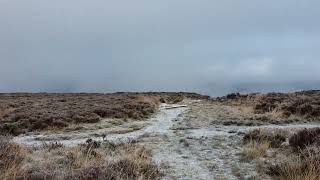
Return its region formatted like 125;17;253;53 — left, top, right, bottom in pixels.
11;97;320;179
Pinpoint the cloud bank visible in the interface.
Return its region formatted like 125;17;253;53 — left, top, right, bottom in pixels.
0;0;320;95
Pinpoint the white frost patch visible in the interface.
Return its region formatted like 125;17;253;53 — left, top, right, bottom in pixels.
180;123;320;179
154;145;212;180
187;124;320;139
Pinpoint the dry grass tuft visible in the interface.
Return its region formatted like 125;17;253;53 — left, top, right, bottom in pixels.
0;138;162;180
267;153;320;180
42;141;65;151
241;141;270;161
0;136;29;180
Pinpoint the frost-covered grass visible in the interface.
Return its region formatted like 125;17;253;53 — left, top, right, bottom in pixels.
240;141;270;161
241;127;320;180
0;137;162;180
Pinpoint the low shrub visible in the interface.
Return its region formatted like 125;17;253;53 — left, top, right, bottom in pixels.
267;134;320;179
289;128;320;150
243;129;286;148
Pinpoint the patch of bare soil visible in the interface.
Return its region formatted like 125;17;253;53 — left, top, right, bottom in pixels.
0;92;208;135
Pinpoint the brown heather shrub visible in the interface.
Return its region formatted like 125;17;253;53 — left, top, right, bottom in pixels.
267;131;320;180
0;92;207;135
289;128;320;150
254;91;320;120
215;90;320;121
243;129;286;148
0;93;159;135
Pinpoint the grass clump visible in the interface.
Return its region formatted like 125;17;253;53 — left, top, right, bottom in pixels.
240;128;320;179
0;136;28;180
267;128;320;180
241;141;270;161
0;138;162;180
267;150;320;180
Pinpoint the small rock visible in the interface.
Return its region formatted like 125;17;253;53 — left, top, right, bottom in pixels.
228;130;237;134
181;155;189;159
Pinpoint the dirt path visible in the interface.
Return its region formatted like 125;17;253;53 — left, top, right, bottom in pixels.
143;107;253;179
142;100;320;179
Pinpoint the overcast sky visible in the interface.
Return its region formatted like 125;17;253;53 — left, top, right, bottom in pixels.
0;0;319;95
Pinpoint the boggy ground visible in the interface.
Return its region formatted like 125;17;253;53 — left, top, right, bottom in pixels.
0;92;208;135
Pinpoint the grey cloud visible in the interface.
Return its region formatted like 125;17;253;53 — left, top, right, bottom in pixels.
0;0;320;95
